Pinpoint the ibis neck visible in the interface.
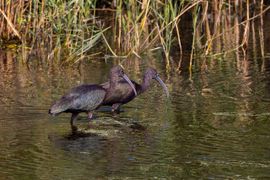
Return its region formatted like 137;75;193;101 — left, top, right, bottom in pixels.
140;76;151;93
108;79;117;90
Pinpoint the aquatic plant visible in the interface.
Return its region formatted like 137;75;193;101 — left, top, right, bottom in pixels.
0;0;269;69
0;0;101;62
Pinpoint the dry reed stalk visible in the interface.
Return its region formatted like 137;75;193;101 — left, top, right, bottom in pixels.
234;15;241;71
117;0;122;48
259;0;265;59
202;3;270;58
102;30;118;57
203;1;212;55
241;0;250;57
189;6;199;73
251;2;257;59
0;8;21;40
156;22;170;67
175;19;183;71
251;19;257;59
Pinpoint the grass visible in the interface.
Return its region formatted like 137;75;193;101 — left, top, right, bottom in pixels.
0;0;269;68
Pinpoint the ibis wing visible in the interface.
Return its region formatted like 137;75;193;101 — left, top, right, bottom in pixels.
50;85;106;114
69;87;106;111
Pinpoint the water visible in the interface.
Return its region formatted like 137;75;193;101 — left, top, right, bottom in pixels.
1;51;270;179
1;15;270;179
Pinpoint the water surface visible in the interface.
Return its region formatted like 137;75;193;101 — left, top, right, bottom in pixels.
1;51;270;179
1;12;270;178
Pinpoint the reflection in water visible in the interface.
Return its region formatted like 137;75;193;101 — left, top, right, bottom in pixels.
2;27;270;179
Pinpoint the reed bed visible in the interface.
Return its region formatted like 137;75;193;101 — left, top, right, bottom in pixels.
0;0;101;62
0;0;269;69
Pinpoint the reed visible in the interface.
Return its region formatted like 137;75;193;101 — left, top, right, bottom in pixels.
194;0;269;56
0;0;102;62
0;0;269;68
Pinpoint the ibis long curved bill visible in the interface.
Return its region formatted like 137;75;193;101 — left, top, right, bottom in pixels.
122;74;137;96
155;76;169;98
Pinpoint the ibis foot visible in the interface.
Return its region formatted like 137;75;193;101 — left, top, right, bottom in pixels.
71;125;78;132
129;122;146;131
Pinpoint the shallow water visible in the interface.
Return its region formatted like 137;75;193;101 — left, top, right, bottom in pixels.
1;50;270;179
2;11;270;178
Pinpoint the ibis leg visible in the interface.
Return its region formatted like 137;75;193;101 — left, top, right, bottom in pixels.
112;103;121;114
70;113;79;131
88;112;93;119
88;112;93;128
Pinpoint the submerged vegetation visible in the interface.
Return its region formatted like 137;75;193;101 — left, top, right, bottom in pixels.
0;0;269;69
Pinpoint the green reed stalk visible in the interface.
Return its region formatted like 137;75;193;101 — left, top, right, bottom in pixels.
190;3;200;72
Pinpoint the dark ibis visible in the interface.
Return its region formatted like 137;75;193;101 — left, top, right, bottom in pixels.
101;67;169;112
48;65;137;130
